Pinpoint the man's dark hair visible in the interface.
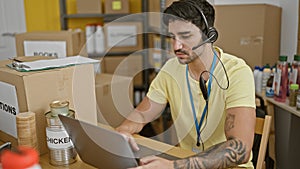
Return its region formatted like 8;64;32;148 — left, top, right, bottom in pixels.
163;0;215;34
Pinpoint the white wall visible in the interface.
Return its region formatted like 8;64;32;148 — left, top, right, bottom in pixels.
208;0;299;62
279;0;298;62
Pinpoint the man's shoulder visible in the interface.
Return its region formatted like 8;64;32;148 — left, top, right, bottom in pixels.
161;57;183;71
222;52;251;70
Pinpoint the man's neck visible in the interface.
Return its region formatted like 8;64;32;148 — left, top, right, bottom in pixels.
188;47;216;81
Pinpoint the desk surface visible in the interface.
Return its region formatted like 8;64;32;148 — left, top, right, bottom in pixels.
1;138;246;169
1;126;247;169
42;135;196;169
1;134;196;169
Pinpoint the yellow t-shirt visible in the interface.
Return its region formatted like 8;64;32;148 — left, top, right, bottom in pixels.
147;47;256;168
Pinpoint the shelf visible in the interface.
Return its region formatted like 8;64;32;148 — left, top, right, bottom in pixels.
62;13;144;22
59;0;167;101
256;92;300;118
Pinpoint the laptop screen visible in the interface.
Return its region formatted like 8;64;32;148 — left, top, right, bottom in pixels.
59;115;138;169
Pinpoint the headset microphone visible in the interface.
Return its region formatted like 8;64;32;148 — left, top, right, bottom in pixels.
191;33;216;51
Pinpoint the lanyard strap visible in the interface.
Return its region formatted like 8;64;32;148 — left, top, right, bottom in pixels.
186;51;217;146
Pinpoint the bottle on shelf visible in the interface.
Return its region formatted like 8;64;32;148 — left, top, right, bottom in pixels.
85;23;96;55
262;64;271;94
253;66;260;92
291;54;300;85
289;83;299;106
266;68;275;97
287;63;291;97
274;55;288;102
255;66;263;94
95;23;106;54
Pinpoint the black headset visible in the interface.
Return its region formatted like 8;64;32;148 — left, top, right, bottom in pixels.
184;0;219;101
184;0;218;51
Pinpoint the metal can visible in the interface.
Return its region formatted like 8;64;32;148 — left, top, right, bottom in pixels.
289;84;299;107
45;101;77;166
50;100;70;116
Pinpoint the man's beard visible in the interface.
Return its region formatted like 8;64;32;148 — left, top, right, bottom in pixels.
174;49;198;64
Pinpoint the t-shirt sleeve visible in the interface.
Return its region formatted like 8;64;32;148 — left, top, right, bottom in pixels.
146;70;169;104
225;64;256;109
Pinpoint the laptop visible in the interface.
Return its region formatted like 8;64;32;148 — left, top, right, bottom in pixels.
58;115;179;169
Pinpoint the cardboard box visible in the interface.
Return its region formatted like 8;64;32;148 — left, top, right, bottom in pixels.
104;0;129;14
148;0;177;29
77;0;102;14
101;55;143;86
0;59;97;154
95;73;133;127
104;22;143;53
15;31;85;58
214;4;282;69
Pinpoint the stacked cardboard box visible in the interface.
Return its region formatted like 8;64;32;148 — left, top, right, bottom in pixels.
15;31;85;58
214;4;282;69
95;73;133;128
104;0;129;14
0;59;97;154
76;0;103;14
104;22;143;53
101;55;143;86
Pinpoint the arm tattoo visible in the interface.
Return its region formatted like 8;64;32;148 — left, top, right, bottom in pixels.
225;114;235;132
173;138;247;169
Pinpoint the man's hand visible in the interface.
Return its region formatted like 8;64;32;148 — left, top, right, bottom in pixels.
128;156;173;169
116;127;140;151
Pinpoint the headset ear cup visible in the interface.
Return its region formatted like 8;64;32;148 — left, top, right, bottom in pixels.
207;27;218;43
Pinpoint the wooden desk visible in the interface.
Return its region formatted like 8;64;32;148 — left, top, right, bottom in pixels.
0;134;195;169
39;134;196;169
256;93;300;169
1;134;247;169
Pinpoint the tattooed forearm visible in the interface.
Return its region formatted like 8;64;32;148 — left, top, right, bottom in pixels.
173;138;247;169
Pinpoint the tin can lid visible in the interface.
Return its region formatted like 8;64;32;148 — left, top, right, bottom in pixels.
290;84;299;90
50;100;69;109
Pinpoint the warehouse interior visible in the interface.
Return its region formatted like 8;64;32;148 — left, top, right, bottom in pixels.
0;0;299;169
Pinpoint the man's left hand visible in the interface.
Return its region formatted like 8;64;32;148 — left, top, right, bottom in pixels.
128;156;173;169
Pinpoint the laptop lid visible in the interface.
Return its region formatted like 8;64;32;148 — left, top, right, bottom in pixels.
58;115;138;169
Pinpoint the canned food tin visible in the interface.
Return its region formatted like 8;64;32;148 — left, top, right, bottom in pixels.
46;127;77;166
50;100;70;116
45;101;77;166
49;146;77;166
45;110;75;128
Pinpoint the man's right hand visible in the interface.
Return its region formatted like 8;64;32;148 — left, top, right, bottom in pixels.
116;126;140;151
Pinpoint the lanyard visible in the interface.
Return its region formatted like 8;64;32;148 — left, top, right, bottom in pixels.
186;51;217;147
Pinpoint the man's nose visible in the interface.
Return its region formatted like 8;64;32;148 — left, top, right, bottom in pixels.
173;38;183;50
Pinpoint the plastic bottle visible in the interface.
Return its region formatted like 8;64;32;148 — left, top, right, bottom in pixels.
85;23;96;54
274;55;288;102
291;54;300;85
1;146;42;169
255;67;263;94
262;64;271;94
95;23;106;54
287;63;292;97
253;66;260;93
266;68;274;97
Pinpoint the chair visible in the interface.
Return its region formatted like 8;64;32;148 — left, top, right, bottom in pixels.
255;115;272;169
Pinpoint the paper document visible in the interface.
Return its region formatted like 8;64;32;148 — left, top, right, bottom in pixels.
8;56;99;72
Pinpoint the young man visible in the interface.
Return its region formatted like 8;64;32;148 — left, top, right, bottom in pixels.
116;0;256;168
